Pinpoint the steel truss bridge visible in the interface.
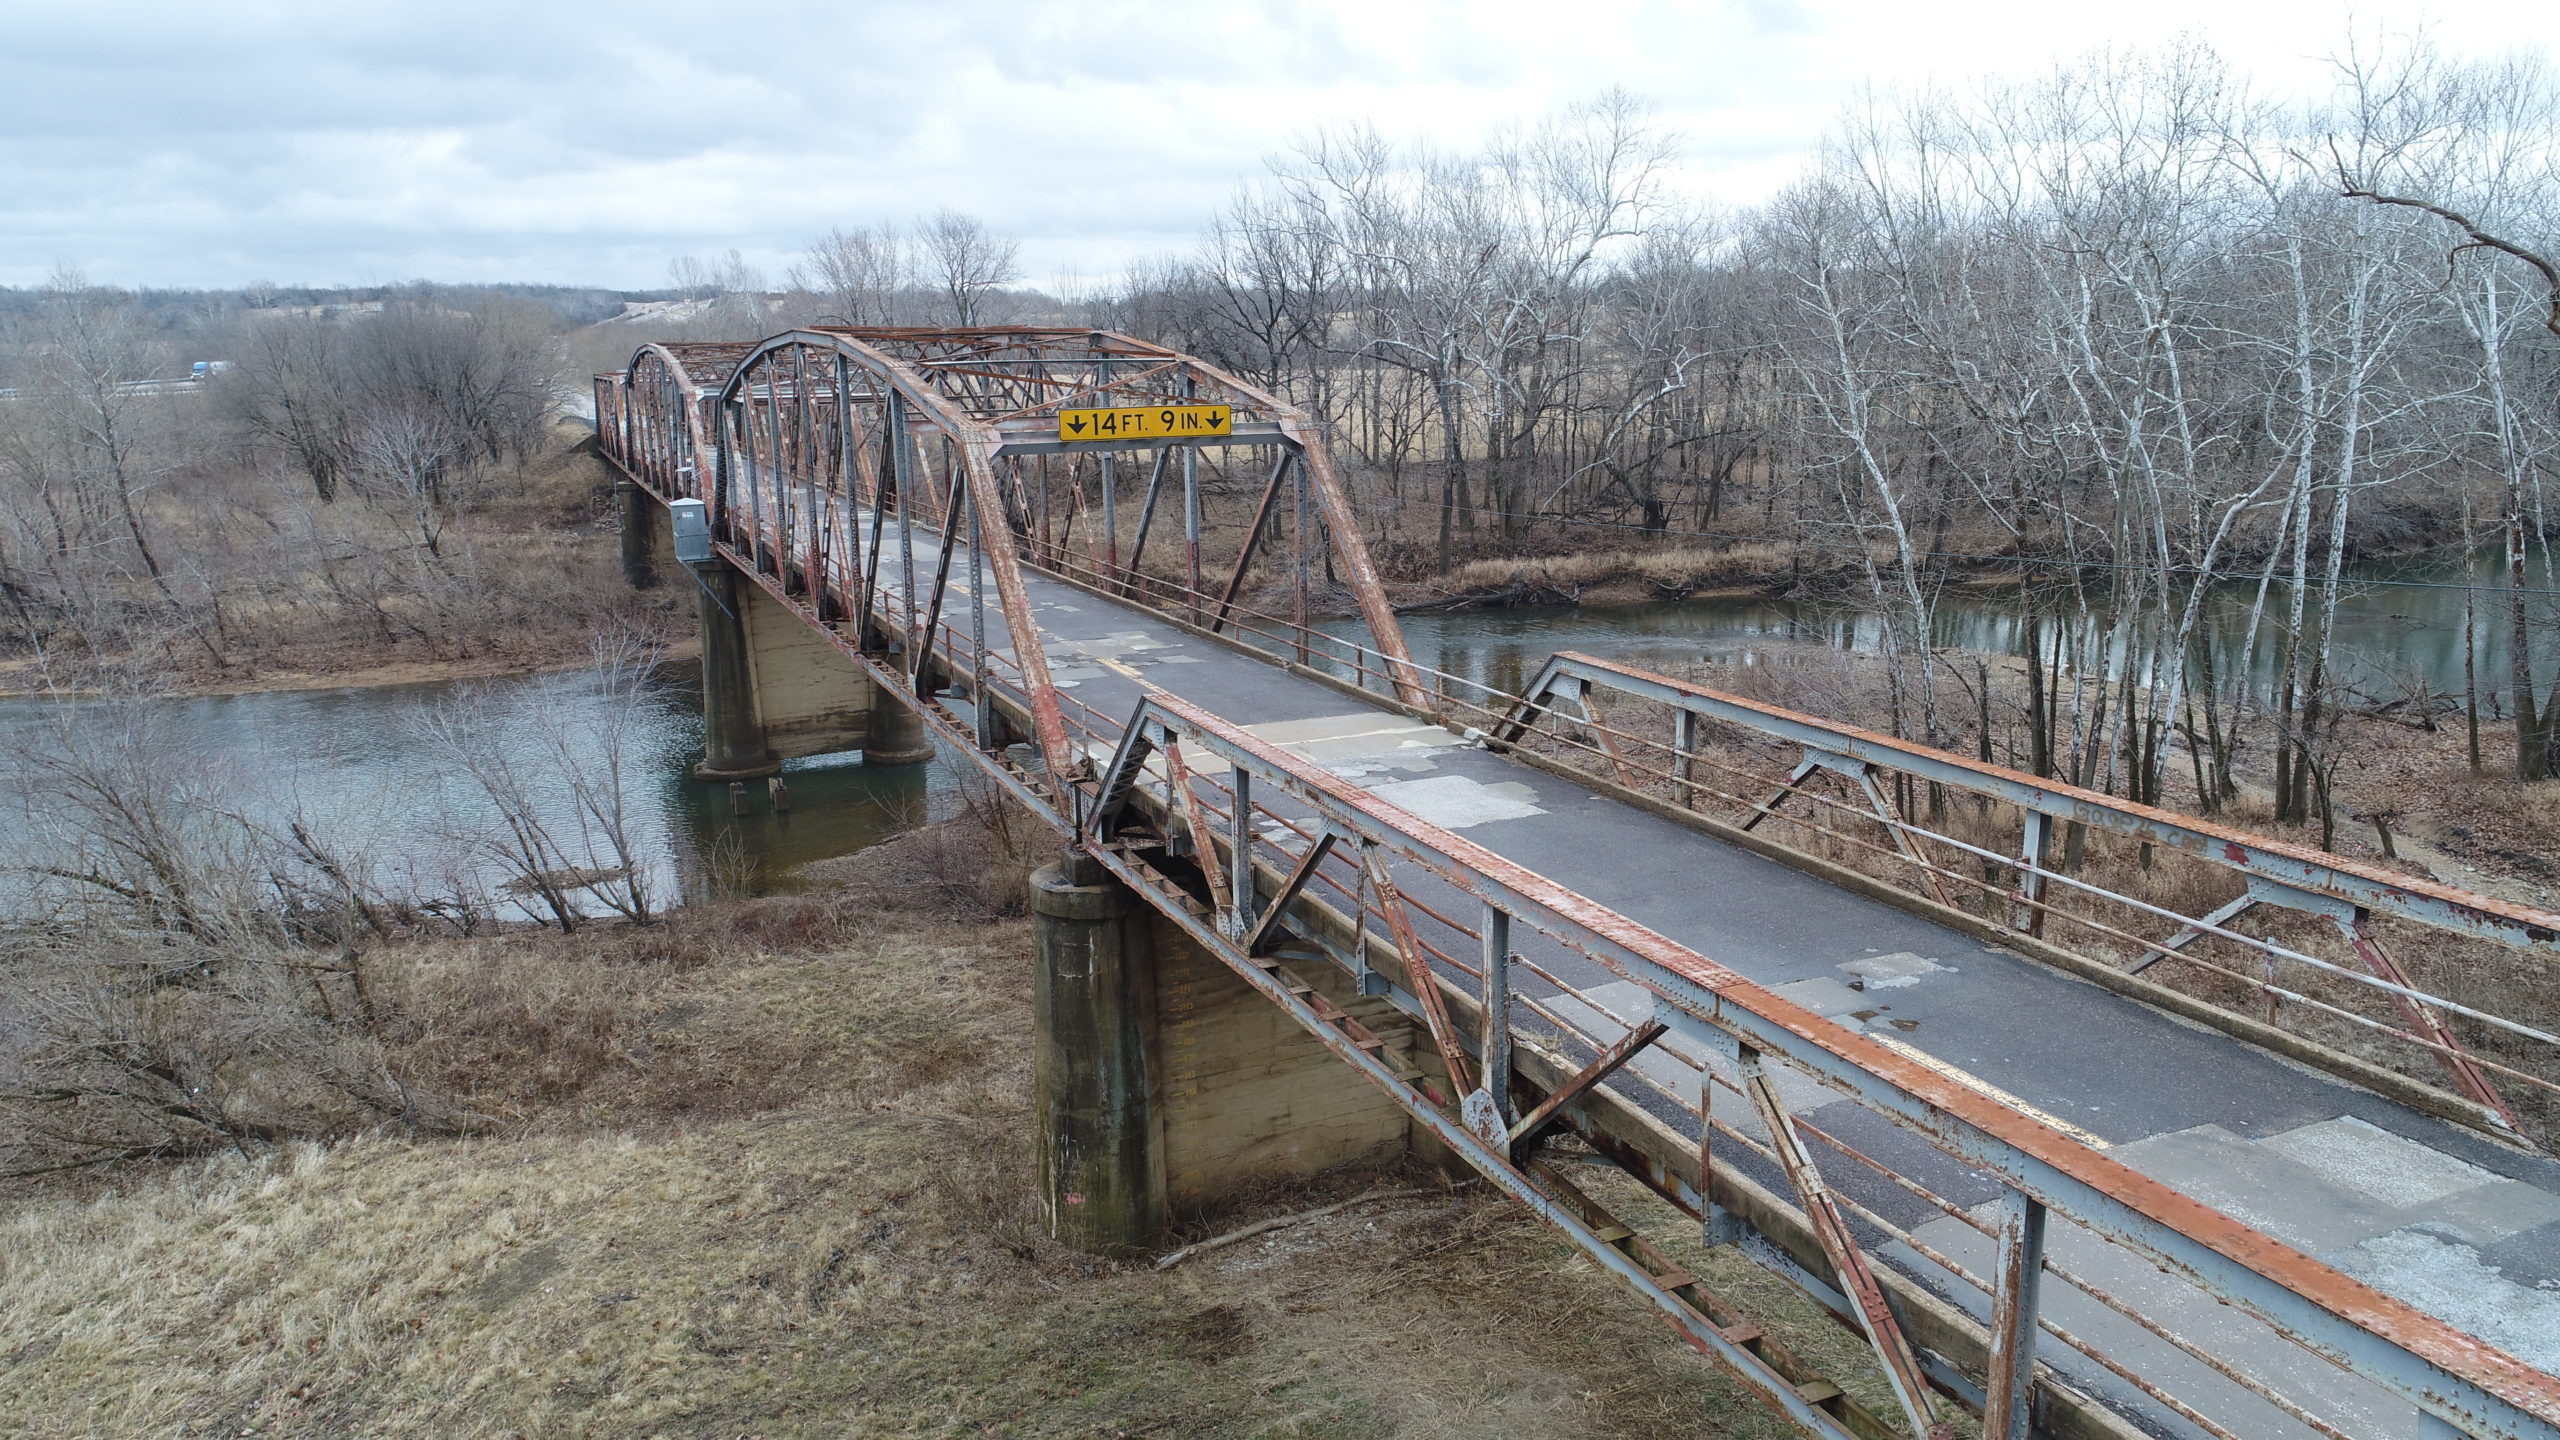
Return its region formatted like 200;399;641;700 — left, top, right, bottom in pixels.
597;327;2560;1440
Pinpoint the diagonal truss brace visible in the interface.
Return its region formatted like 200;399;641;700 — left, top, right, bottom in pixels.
1740;750;1958;911
2339;910;2522;1132
1739;1044;1955;1440
1506;1018;1668;1155
2125;875;2521;1132
1360;842;1476;1102
1242;828;1340;957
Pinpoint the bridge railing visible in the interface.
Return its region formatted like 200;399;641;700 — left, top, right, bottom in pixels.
1082;691;2560;1440
990;549;2560;1155
1475;652;2560;1149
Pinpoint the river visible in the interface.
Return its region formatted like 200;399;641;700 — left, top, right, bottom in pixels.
2;546;2539;917
1353;544;2549;715
0;665;955;921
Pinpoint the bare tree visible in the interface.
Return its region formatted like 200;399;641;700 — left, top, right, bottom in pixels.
921;210;1021;325
220;313;354;501
347;403;471;557
221;292;562;502
2335;57;2560;781
792;224;918;325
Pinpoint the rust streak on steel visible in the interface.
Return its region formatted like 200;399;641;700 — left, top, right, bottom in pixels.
1361;844;1475;1100
1130;689;2560;1428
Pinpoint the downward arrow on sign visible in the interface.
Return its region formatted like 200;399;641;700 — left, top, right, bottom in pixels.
1067;417;1088;434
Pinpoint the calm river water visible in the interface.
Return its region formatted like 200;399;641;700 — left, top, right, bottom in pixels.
2;546;2539;916
1343;545;2548;713
0;665;956;918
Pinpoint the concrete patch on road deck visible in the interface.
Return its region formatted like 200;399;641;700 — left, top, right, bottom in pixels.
1045;630;1186;687
1360;774;1545;829
2257;1114;2496;1208
1836;951;1950;989
1055;629;1175;659
1248;713;1467;776
1096;712;1466;782
2115;1124;2400;1252
2114;1118;2560;1367
2255;1115;2560;1246
2339;1230;2560;1372
1767;977;1871;1030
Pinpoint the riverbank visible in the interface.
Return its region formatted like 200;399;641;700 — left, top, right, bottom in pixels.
0;638;703;701
0;828;1810;1439
1388;543;1801;609
0;424;687;701
1375;530;2515;613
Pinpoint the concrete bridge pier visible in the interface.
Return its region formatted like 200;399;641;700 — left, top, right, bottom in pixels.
691;559;780;780
863;691;935;765
614;481;661;589
1030;844;1451;1255
1032;850;1166;1254
686;552;938;779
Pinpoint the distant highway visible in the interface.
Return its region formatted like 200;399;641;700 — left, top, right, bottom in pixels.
0;377;207;401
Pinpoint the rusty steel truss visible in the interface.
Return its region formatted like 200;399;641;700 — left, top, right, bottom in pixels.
596;329;2560;1440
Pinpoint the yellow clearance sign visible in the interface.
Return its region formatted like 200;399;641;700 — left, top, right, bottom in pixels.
1057;404;1232;442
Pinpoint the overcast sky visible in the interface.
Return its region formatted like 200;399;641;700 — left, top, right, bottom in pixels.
1;0;2551;294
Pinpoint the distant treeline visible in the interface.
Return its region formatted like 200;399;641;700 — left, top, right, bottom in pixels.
0;280;665;336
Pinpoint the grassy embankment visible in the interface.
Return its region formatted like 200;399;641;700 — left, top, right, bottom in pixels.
0;828;1847;1439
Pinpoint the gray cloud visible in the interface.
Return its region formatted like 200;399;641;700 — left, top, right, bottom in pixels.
0;0;2544;290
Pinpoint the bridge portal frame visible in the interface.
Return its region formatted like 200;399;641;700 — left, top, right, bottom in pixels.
599;327;1428;801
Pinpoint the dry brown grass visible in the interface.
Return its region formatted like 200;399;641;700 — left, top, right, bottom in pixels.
0;830;1800;1439
1430;544;1796;604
